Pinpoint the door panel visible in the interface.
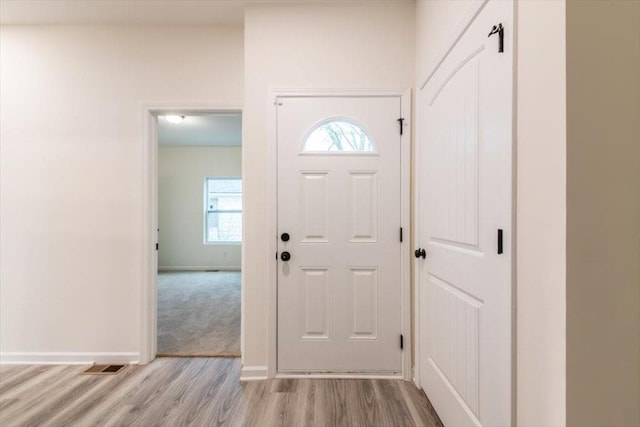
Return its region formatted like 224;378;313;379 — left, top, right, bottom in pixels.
277;96;402;373
300;267;329;339
300;172;329;242
350;267;378;339
429;54;480;247
349;172;378;242
417;1;513;425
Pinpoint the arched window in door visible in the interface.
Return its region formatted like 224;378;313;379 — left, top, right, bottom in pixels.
302;119;375;153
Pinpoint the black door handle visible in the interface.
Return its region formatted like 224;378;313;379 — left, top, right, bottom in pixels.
281;251;291;262
414;248;426;259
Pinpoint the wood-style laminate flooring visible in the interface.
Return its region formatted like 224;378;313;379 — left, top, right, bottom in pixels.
0;358;443;427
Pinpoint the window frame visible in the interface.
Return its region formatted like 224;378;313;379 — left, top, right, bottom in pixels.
203;176;242;245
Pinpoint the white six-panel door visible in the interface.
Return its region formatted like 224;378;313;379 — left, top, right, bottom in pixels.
417;1;513;425
277;96;403;374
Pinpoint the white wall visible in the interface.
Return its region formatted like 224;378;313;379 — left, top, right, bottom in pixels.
242;2;415;372
566;1;640;425
158;146;241;271
416;1;567;425
516;2;567;425
0;25;243;360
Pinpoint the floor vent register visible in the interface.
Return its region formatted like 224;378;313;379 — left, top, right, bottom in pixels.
82;364;126;375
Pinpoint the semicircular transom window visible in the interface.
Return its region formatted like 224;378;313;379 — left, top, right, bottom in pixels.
303;120;375;153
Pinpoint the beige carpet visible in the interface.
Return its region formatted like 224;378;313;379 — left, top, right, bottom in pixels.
157;271;240;357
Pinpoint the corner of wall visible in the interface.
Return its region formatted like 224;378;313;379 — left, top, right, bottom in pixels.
515;0;567;425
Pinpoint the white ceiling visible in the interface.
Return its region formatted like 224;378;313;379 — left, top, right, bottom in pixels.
157;113;242;147
0;0;384;25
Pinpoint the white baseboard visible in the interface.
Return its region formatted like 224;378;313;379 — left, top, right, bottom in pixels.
158;266;241;272
276;373;403;379
240;365;268;381
0;352;140;365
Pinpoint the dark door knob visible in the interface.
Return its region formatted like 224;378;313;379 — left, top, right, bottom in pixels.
280;251;291;262
414;248;426;259
281;233;290;242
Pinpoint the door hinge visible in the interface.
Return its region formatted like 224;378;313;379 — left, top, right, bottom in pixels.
276;252;278;260
497;229;504;254
155;243;158;251
488;23;504;53
400;227;403;242
397;118;405;135
400;334;404;350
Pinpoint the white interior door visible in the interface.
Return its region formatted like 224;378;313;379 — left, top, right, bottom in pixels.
277;95;403;374
417;1;513;425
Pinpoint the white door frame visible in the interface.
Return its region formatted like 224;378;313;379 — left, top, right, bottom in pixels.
266;89;412;379
412;0;517;419
140;104;243;364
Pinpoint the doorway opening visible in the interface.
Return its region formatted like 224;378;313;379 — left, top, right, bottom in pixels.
141;108;242;361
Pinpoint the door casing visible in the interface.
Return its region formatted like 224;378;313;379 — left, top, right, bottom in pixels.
267;89;412;379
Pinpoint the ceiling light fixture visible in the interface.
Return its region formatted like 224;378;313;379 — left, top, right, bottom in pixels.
164;115;185;124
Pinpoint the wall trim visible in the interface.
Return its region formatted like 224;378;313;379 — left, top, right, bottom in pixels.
158;266;241;272
276;373;404;380
240;365;268;381
400;89;413;380
0;352;140;365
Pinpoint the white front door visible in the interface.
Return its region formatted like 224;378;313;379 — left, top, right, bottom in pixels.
277;95;403;374
417;1;513;425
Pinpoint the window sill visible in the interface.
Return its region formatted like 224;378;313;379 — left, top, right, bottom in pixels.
204;242;242;246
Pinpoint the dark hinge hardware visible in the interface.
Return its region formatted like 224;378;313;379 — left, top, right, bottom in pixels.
488;23;504;53
276;252;278;260
400;334;404;350
155;243;158;251
400;227;403;242
497;229;504;254
397;118;404;135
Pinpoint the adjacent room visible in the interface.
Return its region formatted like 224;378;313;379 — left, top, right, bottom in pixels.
156;113;242;357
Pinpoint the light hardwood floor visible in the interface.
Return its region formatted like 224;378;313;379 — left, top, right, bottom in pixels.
0;358;443;427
